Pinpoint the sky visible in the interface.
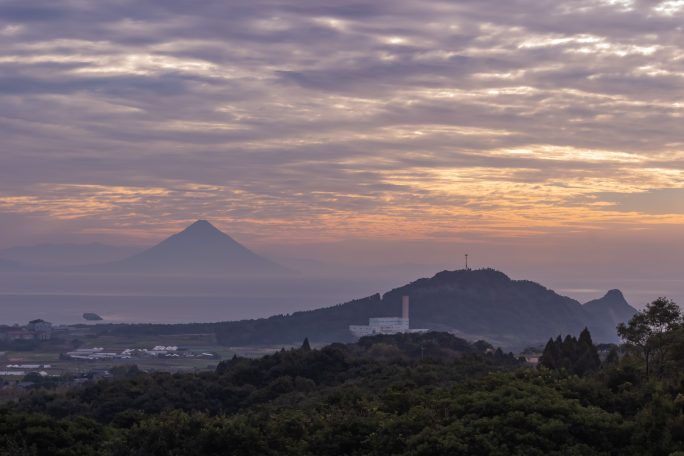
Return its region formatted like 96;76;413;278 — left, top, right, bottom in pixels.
1;0;683;304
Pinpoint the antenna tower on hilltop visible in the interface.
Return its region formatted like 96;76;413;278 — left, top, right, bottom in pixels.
465;253;469;270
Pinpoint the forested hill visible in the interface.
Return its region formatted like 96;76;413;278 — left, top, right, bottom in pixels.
105;269;636;348
382;269;636;345
0;332;524;454
6;325;684;455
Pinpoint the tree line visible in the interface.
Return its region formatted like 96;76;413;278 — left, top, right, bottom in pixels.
3;298;684;455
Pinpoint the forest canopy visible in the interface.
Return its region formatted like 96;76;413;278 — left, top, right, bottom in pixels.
2;298;684;455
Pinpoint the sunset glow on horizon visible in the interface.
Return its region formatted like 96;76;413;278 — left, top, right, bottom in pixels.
1;0;683;250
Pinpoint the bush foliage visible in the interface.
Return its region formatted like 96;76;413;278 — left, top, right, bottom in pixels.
4;300;684;455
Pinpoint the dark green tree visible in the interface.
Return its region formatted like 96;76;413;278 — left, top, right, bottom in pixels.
540;329;600;376
617;297;682;379
576;327;601;375
540;337;561;369
604;348;619;366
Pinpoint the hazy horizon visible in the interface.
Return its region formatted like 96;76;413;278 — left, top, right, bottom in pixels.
0;219;682;322
2;0;684;323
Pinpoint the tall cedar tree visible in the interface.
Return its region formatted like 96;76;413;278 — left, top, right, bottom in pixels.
540;328;601;375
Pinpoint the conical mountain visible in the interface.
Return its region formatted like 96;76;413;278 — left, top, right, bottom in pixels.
97;220;289;275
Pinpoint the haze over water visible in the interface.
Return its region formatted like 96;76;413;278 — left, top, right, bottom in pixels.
0;263;678;326
1;0;683;322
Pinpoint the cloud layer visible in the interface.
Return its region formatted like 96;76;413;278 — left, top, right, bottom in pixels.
1;0;683;245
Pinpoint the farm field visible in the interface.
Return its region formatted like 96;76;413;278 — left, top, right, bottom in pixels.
1;332;301;379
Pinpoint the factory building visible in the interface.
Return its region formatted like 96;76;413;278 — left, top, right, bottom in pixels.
349;296;427;337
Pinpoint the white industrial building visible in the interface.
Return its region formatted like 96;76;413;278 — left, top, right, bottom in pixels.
349;296;427;337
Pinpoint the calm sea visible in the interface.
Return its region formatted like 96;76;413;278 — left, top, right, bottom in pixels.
0;293;342;325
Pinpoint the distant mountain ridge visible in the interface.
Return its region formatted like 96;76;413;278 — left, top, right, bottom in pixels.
382;269;636;345
92;220;289;275
0;243;141;267
583;289;637;341
108;268;637;348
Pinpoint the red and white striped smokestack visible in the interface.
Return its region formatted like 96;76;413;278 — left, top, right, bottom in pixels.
402;296;409;320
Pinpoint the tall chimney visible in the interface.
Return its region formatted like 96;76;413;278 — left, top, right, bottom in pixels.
402;296;409;320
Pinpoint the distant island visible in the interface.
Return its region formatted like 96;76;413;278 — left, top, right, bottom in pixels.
82;313;103;321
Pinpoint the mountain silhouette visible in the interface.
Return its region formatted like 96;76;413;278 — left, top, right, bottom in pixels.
0;242;140;267
142;268;635;348
94;220;289;275
583;289;637;341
